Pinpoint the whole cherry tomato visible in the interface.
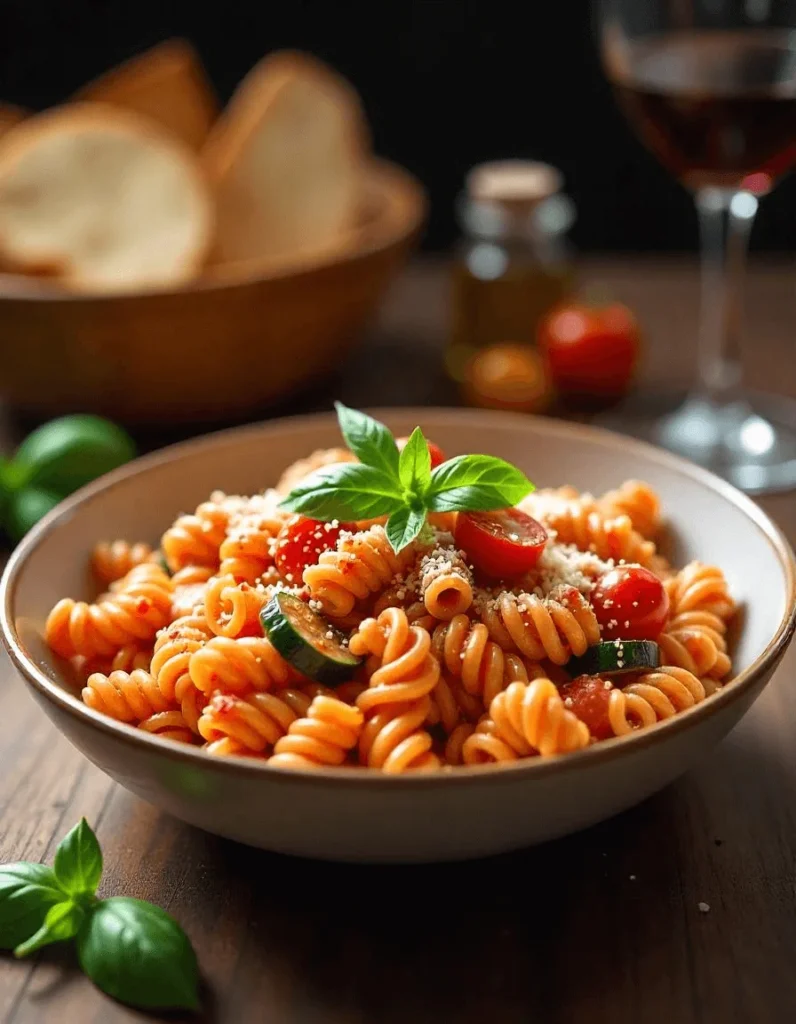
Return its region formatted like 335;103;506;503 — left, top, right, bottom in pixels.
538;300;640;401
275;516;351;584
591;566;669;641
454;508;548;579
396;436;446;468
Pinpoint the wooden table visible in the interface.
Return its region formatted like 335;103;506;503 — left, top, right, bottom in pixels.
1;258;795;1024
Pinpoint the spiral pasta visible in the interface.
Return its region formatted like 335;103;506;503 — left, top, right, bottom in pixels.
605;667;706;735
349;608;440;772
418;548;474;620
91;540;154;587
83;669;171;723
161;494;245;573
46;454;737;772
597;481;662;539
488;678;590;757
203;575;267;638
269;696;364;768
481;588;600;665
189;634;295;695
432;614;543;708
199;689;311;755
304;525;418;618
46;563;173;660
665;562;735;621
151;611;213;733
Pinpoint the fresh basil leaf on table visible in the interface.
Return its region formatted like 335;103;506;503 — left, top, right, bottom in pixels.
53;817;103;898
0;862;64;950
15;899;85;958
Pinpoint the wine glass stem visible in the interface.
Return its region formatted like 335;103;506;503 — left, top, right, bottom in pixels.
694;187;757;405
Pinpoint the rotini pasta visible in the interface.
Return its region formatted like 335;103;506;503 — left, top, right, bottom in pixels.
46;563;173;660
481;588;600;665
91;540;154;587
44;430;737;774
304;525;419;618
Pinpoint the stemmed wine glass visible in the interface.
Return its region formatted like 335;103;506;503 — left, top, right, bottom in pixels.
595;0;796;493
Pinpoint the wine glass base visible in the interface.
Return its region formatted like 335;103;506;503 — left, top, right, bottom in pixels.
595;390;796;495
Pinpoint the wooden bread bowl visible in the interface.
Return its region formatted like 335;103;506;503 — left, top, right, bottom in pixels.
0;160;425;424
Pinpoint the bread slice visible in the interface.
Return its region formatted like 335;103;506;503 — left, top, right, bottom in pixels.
203;51;367;269
75;39;218;152
0;103;213;290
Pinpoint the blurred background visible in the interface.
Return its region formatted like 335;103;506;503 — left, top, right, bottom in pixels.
3;0;796;254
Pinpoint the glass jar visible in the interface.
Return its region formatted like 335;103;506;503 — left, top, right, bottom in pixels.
447;160;576;383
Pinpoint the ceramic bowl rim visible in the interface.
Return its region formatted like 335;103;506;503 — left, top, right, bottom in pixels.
2;407;794;789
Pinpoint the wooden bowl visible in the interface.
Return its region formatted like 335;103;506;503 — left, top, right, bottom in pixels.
0;160;425;424
2;410;794;863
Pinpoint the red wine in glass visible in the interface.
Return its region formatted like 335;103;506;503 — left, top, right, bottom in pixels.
608;30;796;191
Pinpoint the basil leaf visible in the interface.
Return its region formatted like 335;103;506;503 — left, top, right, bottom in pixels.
78;897;200;1011
334;402;400;481
53;818;102;897
385;507;428;553
4;486;63;542
279;463;404;521
398;427;431;499
426;455;535;512
15;899;84;958
13;415;135;495
0;862;64;950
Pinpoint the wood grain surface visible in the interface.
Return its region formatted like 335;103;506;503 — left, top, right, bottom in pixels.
1;257;795;1024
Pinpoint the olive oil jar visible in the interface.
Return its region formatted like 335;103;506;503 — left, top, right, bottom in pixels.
448;160;576;383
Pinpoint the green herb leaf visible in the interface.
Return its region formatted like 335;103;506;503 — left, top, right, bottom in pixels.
15;899;85;958
279;463;404;521
78;897;200;1011
53;818;102;898
0;862;65;950
4;487;63;542
12;415;135;496
334;402;400;481
398;427;431;500
385;507;428;553
426;455;535;512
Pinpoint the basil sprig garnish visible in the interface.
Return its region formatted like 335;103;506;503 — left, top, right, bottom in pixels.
279;403;535;551
0;819;199;1012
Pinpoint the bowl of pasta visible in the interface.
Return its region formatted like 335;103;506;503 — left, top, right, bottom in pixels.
2;406;794;863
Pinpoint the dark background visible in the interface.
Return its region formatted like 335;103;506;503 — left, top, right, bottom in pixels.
2;0;795;254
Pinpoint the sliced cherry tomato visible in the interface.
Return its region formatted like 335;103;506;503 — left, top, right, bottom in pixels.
274;516;350;585
396;435;446;469
591;565;669;641
538;301;640;402
560;675;613;741
454;508;547;579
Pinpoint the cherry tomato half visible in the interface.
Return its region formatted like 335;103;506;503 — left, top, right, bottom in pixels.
275;516;350;584
454;508;547;579
396;436;446;469
591;566;669;641
538;301;640;400
560;675;613;741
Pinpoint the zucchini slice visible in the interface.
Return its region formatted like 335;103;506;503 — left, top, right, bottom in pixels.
568;639;660;677
260;592;361;685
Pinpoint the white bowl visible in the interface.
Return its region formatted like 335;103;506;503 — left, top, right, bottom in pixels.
2;409;794;863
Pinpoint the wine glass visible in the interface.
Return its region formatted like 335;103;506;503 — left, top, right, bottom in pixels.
596;0;796;493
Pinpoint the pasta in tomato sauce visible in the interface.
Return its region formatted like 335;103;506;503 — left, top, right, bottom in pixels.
44;435;737;773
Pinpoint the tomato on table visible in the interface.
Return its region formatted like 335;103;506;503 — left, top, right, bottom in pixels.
538;300;640;401
454;508;548;579
396;436;446;469
560;675;613;741
591;566;669;641
275;516;350;584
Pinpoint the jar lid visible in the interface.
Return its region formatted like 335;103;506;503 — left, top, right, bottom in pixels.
466;160;563;210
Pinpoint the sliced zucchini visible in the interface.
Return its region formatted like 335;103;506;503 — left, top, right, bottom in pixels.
260;592;361;685
568;639;660;677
